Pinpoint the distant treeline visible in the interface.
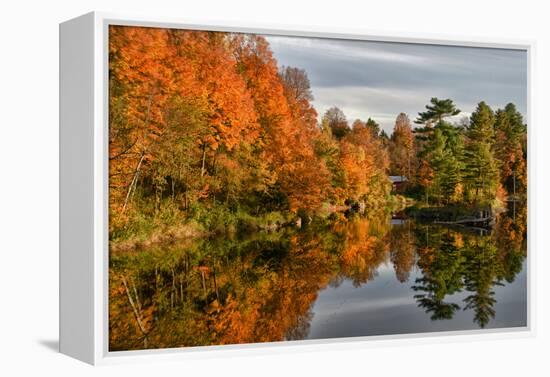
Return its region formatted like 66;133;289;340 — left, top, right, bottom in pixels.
109;26;527;241
388;97;527;207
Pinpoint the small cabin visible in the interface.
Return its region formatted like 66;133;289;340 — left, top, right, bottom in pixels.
389;175;408;192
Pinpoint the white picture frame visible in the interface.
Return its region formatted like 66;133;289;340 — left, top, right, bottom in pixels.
60;11;535;365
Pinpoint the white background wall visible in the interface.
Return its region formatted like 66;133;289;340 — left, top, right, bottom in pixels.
1;0;548;375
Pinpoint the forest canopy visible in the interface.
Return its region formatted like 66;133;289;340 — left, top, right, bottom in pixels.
108;26;527;245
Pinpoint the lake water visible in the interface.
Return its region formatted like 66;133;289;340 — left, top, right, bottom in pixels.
109;207;527;351
307;259;526;339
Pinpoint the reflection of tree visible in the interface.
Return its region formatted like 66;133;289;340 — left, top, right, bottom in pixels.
461;238;500;328
494;202;527;283
335;218;389;287
463;291;496;328
110;226;342;350
412;276;460;320
412;207;526;327
109;209;527;350
390;222;416;282
461;204;526;328
412;229;464;320
109;216;396;350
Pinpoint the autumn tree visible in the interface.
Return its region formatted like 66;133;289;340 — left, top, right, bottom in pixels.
351;119;366;131
109;26;185;218
338;140;372;202
342;120;391;210
390;113;415;179
279;66;313;103
278;66;331;213
415;160;433;205
233;36;329;212
149;96;208;210
171;31;260;175
314;120;344;202
322;107;350;140
494;103;527;198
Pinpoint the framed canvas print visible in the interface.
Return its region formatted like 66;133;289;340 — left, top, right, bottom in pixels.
60;12;533;365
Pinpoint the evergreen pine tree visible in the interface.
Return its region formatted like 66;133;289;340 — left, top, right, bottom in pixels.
463;102;499;204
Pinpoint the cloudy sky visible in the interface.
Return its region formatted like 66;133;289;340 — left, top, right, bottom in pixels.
264;35;527;134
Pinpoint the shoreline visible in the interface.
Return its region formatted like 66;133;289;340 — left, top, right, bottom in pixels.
110;197;521;253
109;222;209;254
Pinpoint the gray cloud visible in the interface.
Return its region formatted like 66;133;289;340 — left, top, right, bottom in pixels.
265;35;527;133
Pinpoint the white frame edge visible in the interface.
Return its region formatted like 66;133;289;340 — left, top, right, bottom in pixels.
60;12;96;364
59;11;536;365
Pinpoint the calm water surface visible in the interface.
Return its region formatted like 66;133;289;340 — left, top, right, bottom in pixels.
307;259;526;339
109;207;527;351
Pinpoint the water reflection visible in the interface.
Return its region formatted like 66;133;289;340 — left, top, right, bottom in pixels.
109;204;527;351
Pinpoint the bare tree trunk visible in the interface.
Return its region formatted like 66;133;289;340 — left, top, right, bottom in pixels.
183;191;187;210
122;87;156;212
200;144;207;177
155;187;160;213
180;274;184;306
171;178;176;201
121;275;148;346
155;265;159;291
171;267;176;307
185;255;189;300
132;279;142;313
123;151;146;211
200;270;207;297
513;169;517;197
407;153;411;180
212;263;219;302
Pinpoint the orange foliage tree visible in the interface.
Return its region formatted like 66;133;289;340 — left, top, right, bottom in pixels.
109;26;395;238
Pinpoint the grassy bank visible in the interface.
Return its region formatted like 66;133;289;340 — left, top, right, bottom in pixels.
110;200;296;253
110;193;411;253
